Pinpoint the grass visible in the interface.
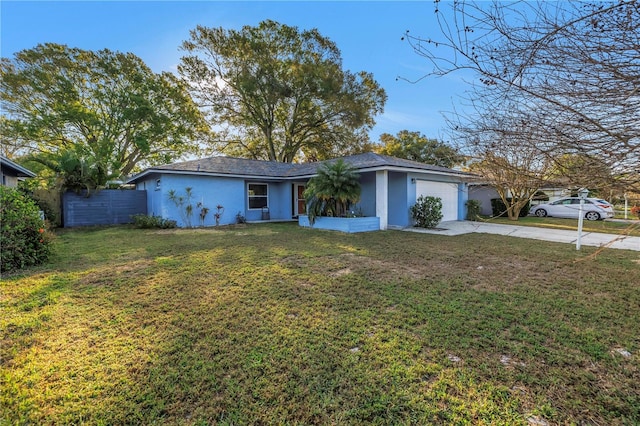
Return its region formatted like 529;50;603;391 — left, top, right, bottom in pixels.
2;223;639;425
482;215;640;237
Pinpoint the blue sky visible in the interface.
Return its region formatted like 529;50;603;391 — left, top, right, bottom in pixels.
1;1;469;143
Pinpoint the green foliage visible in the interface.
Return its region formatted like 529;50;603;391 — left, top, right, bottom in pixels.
179;20;387;162
303;159;361;223
410;195;443;228
491;198;530;218
0;186;53;272
375;130;464;168
465;199;482;221
213;204;224;226
17;180;59;227
167;187;195;228
197;202;210;227
131;214;177;229
1;43;208;186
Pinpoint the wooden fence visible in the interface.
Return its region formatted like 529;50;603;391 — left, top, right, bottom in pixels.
62;190;146;227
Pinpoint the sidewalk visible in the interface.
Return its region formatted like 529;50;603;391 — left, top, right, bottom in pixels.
400;221;640;251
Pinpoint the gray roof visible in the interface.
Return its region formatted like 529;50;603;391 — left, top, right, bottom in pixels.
1;156;36;178
127;152;473;183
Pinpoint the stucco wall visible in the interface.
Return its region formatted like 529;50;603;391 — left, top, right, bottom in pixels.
357;172;377;216
139;174;301;226
468;185;499;216
388;171;410;227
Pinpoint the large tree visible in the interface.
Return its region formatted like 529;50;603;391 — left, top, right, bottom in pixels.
1;43;208;187
402;0;639;185
464;112;553;220
374;130;464;168
179;20;387;163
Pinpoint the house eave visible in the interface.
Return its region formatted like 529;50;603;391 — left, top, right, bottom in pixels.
0;156;36;178
126;168;293;183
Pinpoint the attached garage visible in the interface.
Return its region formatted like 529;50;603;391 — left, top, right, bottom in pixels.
416;180;459;222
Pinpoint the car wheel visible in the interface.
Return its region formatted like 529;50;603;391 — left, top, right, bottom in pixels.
535;209;547;217
585;211;600;221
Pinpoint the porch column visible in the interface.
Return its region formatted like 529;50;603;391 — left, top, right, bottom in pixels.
376;170;388;230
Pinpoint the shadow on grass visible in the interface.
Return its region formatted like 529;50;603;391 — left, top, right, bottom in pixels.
2;223;639;424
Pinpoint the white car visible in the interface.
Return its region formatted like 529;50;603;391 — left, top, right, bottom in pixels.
529;197;614;221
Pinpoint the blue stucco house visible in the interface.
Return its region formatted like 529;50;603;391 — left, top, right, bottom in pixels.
126;152;473;229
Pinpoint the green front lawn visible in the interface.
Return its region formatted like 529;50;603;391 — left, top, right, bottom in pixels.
2;224;639;425
484;216;640;237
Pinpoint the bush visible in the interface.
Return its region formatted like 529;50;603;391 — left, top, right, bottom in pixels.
410;195;443;228
303;159;361;224
631;205;640;219
131;214;177;229
465;199;482;221
490;198;530;218
1;186;54;272
18;181;60;227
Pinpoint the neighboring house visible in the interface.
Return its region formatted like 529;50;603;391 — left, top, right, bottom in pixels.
1;156;36;188
469;183;572;216
126;152;474;229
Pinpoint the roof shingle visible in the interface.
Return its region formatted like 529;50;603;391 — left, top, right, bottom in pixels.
129;152;472;182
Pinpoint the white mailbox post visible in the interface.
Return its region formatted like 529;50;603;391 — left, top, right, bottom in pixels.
576;188;589;250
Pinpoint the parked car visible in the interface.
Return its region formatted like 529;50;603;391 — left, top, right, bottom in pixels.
529;197;614;221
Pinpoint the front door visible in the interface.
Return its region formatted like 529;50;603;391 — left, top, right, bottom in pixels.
294;184;306;217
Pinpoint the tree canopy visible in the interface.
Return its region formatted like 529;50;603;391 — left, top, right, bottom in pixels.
1;43;208;188
466;115;553;220
179;20;387;163
402;0;639;187
374;130;464;168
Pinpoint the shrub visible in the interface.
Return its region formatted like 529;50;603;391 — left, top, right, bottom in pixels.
410;195;443;228
465;199;482;221
631;205;640;219
18;180;60;227
490;198;530;218
1;186;54;272
131;214;177;229
304;159;361;224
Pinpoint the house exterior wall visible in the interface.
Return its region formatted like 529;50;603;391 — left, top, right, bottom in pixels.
244;181;292;222
468;185;499;216
1;173;19;188
388;171;410;227
1;158;35;187
132;166;470;228
141;174;245;227
357;172;377;217
137;174;301;227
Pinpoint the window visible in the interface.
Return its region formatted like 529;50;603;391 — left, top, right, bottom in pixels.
248;183;268;209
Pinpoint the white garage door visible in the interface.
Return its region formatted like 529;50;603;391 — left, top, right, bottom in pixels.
416;181;459;222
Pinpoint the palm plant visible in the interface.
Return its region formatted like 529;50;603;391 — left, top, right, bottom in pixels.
303;159;361;224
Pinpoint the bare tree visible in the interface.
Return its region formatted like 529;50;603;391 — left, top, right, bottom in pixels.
461;112;553;220
402;0;640;187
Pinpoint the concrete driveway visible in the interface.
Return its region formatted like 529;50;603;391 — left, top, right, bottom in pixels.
400;220;640;251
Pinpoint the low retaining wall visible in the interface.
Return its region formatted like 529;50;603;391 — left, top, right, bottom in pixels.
298;215;380;233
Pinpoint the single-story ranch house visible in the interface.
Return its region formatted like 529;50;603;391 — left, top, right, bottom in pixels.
126;152;474;229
